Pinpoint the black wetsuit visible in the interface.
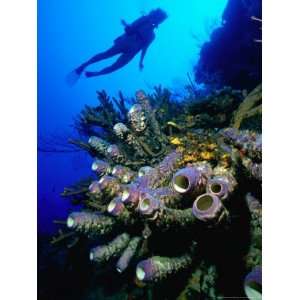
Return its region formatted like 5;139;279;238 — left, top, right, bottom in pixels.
79;16;156;77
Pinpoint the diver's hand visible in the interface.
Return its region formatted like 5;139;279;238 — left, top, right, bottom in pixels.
139;62;144;71
121;19;127;27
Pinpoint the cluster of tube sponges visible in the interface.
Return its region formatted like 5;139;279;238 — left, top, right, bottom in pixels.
66;148;239;283
219;128;262;181
87;90;167;164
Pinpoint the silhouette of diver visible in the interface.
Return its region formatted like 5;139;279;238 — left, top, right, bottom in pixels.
67;8;167;85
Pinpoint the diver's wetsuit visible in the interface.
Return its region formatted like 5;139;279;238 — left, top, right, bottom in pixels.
77;16;156;77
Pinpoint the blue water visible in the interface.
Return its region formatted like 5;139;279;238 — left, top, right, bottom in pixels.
38;0;228;234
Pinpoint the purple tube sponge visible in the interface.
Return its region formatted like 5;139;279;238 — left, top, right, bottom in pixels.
111;165;135;183
128;104;147;133
113;122;147;159
136;254;193;282
67;211;100;230
105;144;124;163
155;207;196;231
138;166;155;177
99;175;122;197
134;171;158;190
88;181;101;194
90;232;130;264
121;184;140;207
111;165;127;178
91;159;111;176
245;193;261;213
206;176;232;200
150;187;182;208
192;193;226;224
157;151;182;175
133;152;182;190
172;166;206;195
88;136;109;155
242;157;262;181
137;191;162;217
116;236;141;273
107;197;126;217
67;211;116;237
221;129;262;162
244;266;262;300
113;122;130;140
99;175;117;188
136;258;157;282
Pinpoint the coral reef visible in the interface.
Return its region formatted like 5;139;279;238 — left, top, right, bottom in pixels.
73;89;176;169
232;84;262;131
73;90;132;139
54;87;262;299
183;86;245;129
194;0;262;90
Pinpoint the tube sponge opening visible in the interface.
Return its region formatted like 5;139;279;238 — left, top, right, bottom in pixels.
196;194;213;211
244;267;262;300
136;267;146;281
89;251;94;261
107;201;117;213
244;281;262;300
121;190;130;202
139;198;151;212
66;217;75;228
173;175;190;193
210;183;222;194
111;167;118;175
91;161;98;171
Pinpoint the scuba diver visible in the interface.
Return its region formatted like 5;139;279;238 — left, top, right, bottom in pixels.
67;8;168;85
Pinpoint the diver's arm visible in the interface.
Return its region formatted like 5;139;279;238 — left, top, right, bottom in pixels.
139;45;149;70
139;36;155;70
121;19;128;27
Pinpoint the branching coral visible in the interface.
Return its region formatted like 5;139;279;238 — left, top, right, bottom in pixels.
148;85;183;126
73;90;132;139
72;90;172;168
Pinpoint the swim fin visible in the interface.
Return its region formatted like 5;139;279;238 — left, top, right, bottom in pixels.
65;68;83;87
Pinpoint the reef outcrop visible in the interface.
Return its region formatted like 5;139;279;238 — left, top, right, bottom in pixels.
194;0;262;90
74;89;173;169
54;88;261;299
232;84;262;131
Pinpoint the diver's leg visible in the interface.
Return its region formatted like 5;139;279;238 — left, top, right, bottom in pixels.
85;52;136;77
75;46;122;74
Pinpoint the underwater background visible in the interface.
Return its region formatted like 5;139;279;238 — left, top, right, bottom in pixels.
38;0;262;299
38;0;230;235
